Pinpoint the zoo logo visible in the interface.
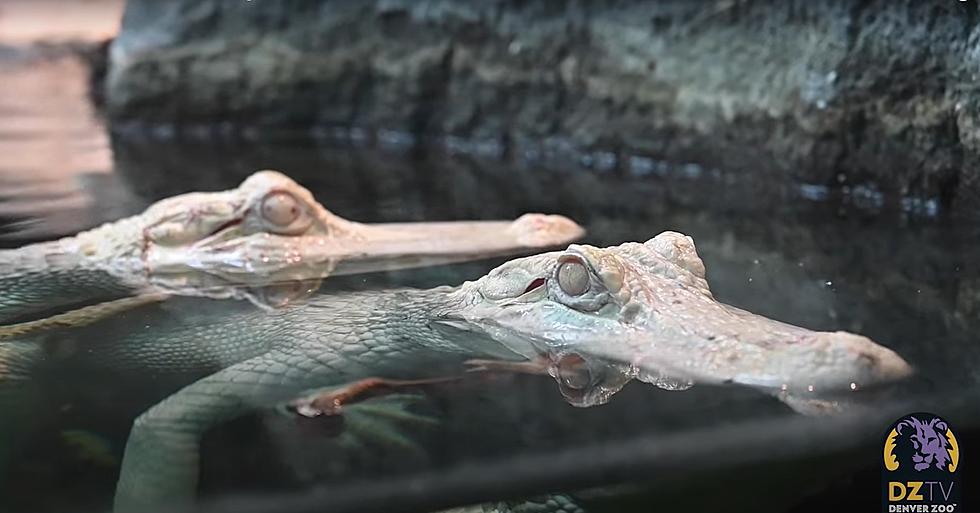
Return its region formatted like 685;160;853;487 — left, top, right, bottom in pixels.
882;412;961;513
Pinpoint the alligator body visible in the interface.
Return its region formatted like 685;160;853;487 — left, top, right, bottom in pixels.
0;233;912;512
0;170;583;324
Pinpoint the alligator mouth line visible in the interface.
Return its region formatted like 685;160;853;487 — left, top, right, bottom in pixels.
140;217;245;275
205;218;243;239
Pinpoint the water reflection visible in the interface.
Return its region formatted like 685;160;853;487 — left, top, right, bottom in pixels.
0;40;979;513
2;217;977;513
0;281;792;512
0;46;134;242
3;133;980;513
97;136;980;388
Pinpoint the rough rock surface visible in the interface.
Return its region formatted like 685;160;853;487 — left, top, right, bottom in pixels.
107;0;980;216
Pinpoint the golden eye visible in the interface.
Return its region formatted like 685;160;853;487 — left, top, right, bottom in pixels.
261;191;301;226
557;259;590;296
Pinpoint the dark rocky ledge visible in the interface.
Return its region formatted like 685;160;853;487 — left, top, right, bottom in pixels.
106;0;980;217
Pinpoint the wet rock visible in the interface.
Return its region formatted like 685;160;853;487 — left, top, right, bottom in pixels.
107;0;980;217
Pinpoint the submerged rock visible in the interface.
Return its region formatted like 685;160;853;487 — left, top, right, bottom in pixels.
107;0;980;216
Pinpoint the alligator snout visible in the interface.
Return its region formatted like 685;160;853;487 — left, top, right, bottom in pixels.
507;214;585;247
628;314;915;395
817;331;914;387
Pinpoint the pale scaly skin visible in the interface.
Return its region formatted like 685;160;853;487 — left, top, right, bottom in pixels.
0;169;584;324
103;232;911;512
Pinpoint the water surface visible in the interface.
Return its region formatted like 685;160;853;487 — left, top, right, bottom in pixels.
1;46;978;513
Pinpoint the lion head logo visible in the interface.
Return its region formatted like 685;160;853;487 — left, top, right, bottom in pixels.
884;414;959;473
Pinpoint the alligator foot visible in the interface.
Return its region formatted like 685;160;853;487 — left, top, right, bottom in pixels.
336;394;442;453
281;392;442;453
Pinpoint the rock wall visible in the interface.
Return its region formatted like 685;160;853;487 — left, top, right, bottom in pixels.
106;0;980;216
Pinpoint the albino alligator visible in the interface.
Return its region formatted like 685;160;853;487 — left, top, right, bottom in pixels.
0;169;584;327
28;231;905;511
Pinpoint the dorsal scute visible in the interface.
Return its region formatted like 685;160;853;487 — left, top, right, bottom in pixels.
616;232;712;295
645;231;707;278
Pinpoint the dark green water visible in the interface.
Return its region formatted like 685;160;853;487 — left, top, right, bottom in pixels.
1;50;978;513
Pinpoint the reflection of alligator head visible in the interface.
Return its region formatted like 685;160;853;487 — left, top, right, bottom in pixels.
1;170;583;317
439;232;913;408
137;170;584;291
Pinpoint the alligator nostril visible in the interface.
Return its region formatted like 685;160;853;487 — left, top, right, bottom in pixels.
620;302;642;323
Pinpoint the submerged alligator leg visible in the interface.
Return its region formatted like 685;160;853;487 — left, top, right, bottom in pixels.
288;356;580;418
289;376;462;417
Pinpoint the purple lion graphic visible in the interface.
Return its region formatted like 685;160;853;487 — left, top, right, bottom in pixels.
895;416;954;472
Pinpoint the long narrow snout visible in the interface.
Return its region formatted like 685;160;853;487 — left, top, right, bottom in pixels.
630;324;914;394
630;304;914;394
332;214;585;275
358;214;585;255
456;300;913;397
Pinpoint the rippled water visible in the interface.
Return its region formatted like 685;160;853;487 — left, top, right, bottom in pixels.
1;47;978;513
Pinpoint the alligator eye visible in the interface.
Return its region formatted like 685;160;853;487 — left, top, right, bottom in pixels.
557;258;589;296
261;191;302;226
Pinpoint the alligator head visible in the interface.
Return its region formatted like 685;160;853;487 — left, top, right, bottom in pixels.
131;170;583;295
438;232;913;408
